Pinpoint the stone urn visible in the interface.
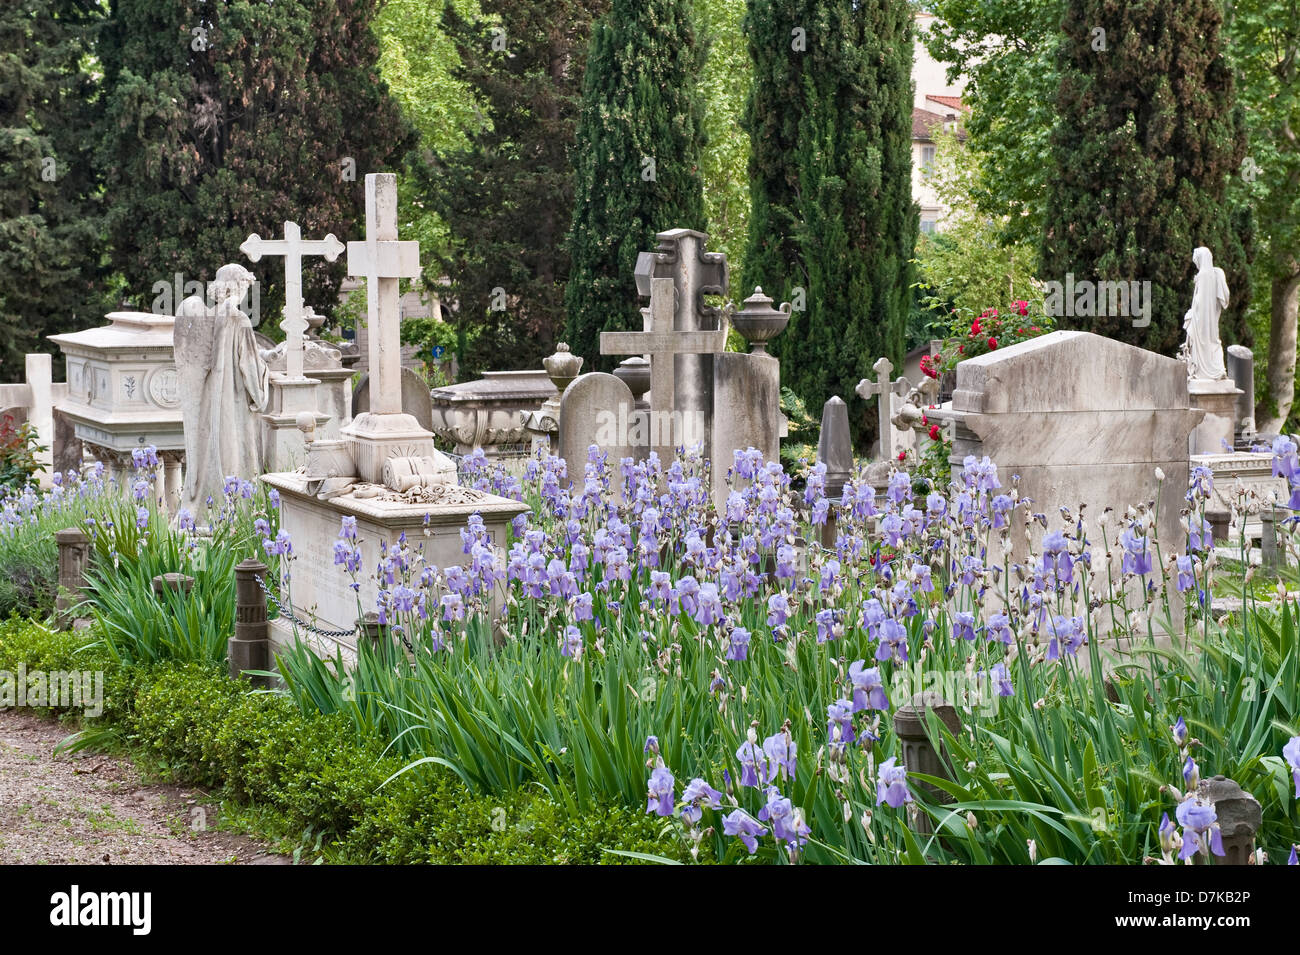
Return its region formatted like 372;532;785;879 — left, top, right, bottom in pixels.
543;342;584;392
732;287;791;354
613;356;651;410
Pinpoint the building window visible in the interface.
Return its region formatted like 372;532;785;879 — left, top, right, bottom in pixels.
920;219;937;235
921;145;936;172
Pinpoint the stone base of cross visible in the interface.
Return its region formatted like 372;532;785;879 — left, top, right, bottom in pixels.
600;275;727;462
339;173;439;484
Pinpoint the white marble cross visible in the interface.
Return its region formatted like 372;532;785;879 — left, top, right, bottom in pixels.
240;222;344;380
600;276;726;457
346;174;421;415
855;356;900;461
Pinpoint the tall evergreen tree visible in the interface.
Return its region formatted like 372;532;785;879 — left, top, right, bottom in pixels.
1041;0;1251;356
96;0;412;326
0;0;109;380
563;0;709;369
742;0;917;449
427;0;607;377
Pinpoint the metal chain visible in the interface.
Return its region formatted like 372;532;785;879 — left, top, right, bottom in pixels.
253;573;418;653
254;574;358;639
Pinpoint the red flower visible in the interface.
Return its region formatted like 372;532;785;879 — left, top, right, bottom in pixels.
1016;328;1024;335
988;337;998;349
897;451;906;462
1013;300;1029;316
921;414;928;425
958;345;965;354
928;424;940;441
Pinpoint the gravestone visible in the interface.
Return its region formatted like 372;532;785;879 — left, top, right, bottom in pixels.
352;366;434;434
558;372;635;494
817;396;853;499
261;174;526;656
936;330;1203;638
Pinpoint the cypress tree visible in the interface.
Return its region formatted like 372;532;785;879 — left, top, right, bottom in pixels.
742;0;917;449
563;0;709;370
96;0;413;326
0;0;109;380
428;0;607;377
1041;0;1252;355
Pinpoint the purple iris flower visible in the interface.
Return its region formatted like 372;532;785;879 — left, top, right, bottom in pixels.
958;555;984;587
989;662;1014;697
876;618;909;663
726;627;750;661
722;809;767;854
1176;797;1225;860
991;494;1014;528
763;732;797;781
876;756;912;808
1187;515;1213;553
951;611;977;642
1172;717;1188;749
561;625;583;659
648;570;672;605
886;471;912;505
1272;436;1300;482
694;582;724;626
758;787;811;853
1041;530;1073;584
735;740;774;788
1284;736;1300;798
440;593;464;622
766;591;790;629
135;506;150;530
827;699;856;745
848;661;890;712
680;778;723;825
962;454;1001;493
880;513;905;548
985;612;1013;644
775;544;797;580
1045;615;1086;660
860;598;886;637
1120;526;1152;576
912;563;934;593
1289;845;1298;866
1176;555;1196;592
645;766;675;817
573;591;594;622
815;608;841;643
1183;755;1200;789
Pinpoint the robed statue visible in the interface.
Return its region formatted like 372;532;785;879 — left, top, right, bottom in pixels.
1182;246;1229;380
175;264;269;512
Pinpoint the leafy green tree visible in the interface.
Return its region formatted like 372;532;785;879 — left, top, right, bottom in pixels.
426;0;606;377
0;0;110;379
914;130;1044;325
924;1;1062;249
97;0;413;328
696;0;750;279
1227;1;1300;431
563;0;709;369
1041;0;1252;355
743;0;917;448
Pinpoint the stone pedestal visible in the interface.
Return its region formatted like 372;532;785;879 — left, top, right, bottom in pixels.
430;370;555;456
261;470;528;655
262;375;332;471
1188;377;1242;455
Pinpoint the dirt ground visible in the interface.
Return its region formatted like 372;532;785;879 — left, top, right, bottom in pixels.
0;708;288;865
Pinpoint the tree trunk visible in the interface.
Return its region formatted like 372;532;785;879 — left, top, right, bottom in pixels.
1260;260;1300;433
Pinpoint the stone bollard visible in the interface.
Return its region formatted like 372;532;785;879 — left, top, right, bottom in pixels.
229;558;270;687
1261;506;1281;570
1196;775;1262;865
151;572;195;597
360;611;385;645
53;527;92;629
892;692;962;836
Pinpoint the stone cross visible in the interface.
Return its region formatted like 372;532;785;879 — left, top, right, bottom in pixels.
600;275;727;458
634;229;729;425
855;357;898;461
240;222;344;380
347;174;421;415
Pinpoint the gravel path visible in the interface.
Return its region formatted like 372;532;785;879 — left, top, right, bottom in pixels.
0;709;288;865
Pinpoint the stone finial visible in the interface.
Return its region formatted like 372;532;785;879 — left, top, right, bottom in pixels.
542;342;584;392
732;287;792;354
817;396;854;498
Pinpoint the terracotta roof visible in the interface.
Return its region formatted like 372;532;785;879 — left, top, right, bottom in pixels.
912;107;967;142
926;94;967;112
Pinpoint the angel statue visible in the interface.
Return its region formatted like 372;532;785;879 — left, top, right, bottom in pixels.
1182;246;1229;380
175;263;270;513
